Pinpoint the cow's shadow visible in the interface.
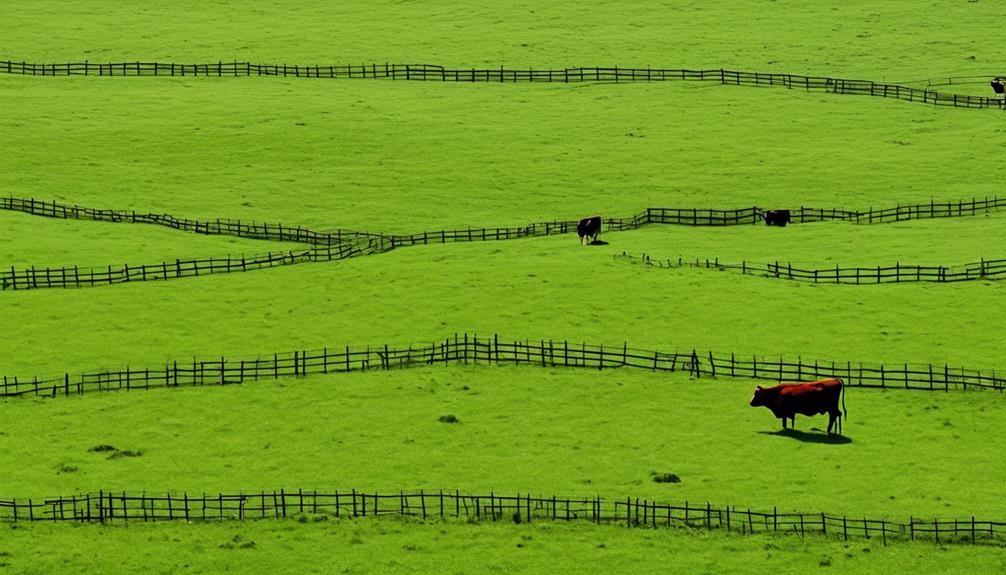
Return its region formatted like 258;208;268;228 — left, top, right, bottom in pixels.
586;240;609;246
758;428;852;445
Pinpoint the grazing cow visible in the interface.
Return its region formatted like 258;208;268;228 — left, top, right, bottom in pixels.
749;378;846;435
577;216;602;245
763;209;791;227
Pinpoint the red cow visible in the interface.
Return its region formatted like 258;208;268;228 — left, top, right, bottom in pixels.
749;378;846;435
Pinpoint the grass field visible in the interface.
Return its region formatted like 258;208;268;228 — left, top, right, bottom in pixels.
5;1;1005;572
3;368;1005;519
2;77;1006;232
4;0;1005;79
9;518;1006;575
1;210;303;269
5;230;1006;376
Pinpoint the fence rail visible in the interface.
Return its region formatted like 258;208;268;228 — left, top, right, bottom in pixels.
0;487;1000;545
6;196;1006;291
6;196;1004;244
1;241;388;290
3;61;1004;110
2;333;1002;399
0;196;376;246
619;253;1006;284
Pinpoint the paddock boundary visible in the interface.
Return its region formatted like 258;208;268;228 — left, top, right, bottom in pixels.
2;60;1004;110
5;195;1006;290
0;487;1000;546
2;333;1001;399
617;252;1006;284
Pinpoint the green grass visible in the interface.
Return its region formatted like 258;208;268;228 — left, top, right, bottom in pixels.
6;517;1004;575
5;1;1005;569
3;367;1004;520
2;77;1006;232
3;0;1004;80
609;214;1006;267
5;232;1006;375
0;210;304;269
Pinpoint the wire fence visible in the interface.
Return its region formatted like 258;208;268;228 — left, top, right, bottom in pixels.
2;333;1002;399
618;253;1006;284
0;488;1000;546
3;60;1005;110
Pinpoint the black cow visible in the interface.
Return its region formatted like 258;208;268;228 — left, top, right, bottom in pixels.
577;216;602;245
763;209;791;227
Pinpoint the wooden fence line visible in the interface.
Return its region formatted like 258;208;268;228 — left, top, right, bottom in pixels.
5;196;1006;291
2;333;1002;399
619;253;1006;284
0;488;1001;545
6;196;1004;245
0;196;375;246
3;61;1004;110
1;241;387;290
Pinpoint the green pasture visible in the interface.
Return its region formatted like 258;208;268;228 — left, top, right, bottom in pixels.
0;210;304;269
2;76;1005;233
3;367;1005;519
4;230;1006;375
7;518;1004;575
610;214;1006;267
5;201;1006;271
3;0;1004;81
5;0;1005;570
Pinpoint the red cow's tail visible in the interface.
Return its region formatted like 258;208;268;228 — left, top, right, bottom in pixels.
838;378;847;433
841;379;847;420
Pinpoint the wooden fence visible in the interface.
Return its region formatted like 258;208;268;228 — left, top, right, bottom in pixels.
6;196;1006;291
0;196;376;246
0;241;389;290
2;61;1004;110
2;334;1002;398
0;488;1000;545
645;197;1006;225
6;196;1004;246
619;253;1006;284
